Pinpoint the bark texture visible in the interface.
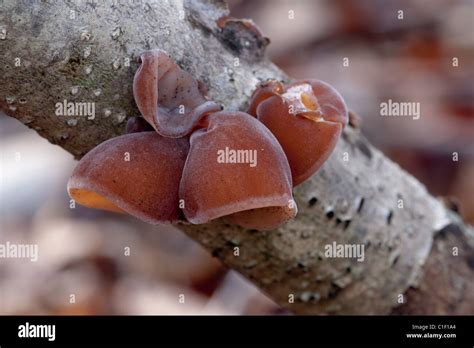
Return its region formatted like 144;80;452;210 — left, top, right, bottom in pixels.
1;0;473;314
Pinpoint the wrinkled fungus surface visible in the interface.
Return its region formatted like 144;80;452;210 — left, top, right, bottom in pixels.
133;49;221;138
249;79;348;186
68;132;189;224
179;111;294;225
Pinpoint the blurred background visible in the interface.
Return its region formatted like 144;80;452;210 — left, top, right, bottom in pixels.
1;0;473;314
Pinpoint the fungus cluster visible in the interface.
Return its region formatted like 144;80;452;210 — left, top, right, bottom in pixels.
68;50;348;230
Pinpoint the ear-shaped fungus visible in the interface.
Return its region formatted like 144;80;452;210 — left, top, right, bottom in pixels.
68;132;189;224
133;49;221;138
249;79;348;186
179;111;296;229
70;49;355;230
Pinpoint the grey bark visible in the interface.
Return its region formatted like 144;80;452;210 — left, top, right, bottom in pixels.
1;0;473;314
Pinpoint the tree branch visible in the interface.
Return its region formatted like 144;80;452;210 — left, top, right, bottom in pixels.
1;0;473;314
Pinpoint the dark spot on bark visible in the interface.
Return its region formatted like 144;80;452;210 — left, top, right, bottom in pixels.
355;137;372;159
343;220;351;230
211;248;223;257
441;196;461;214
297;261;307;269
348;110;362;128
392;255;400;266
225;240;237;247
326;211;334;219
341;131;349;142
308;197;318;207
328;282;342;299
387;210;393;225
357;198;365;213
466;255;474;270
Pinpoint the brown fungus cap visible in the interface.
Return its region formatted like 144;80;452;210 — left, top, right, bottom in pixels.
133;49;221;138
249;79;348;186
179;111;295;228
68;132;189;224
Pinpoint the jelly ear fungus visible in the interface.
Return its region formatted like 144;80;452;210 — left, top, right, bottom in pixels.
179;111;296;230
248;79;348;186
69;50;350;231
133;49;221;138
68;132;189;224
